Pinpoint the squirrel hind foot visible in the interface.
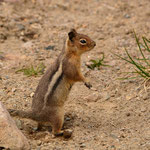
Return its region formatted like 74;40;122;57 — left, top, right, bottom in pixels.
51;130;64;138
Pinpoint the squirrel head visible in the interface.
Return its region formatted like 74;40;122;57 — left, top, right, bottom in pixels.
67;29;96;55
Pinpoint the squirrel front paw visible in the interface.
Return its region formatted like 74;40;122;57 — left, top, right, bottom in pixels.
84;82;92;89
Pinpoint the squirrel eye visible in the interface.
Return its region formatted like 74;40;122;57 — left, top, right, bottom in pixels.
80;39;87;44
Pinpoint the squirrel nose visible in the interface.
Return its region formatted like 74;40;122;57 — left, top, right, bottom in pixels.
93;41;96;47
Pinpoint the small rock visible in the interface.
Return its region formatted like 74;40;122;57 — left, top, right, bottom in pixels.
44;135;51;143
0;101;30;150
30;92;34;98
116;66;120;70
143;93;149;100
28;19;39;24
111;145;116;149
110;134;119;141
44;45;55;50
103;92;110;101
63;129;73;138
124;14;131;18
126;112;131;116
11;88;16;93
80;143;86;148
91;87;97;91
5;76;9;79
15;119;23;130
126;94;134;101
33;127;38;132
22;41;33;48
16;24;25;31
0;33;7;42
20;36;27;42
36;140;42;146
65;117;71;121
85;92;99;102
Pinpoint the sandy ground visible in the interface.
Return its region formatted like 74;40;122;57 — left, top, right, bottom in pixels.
0;0;150;149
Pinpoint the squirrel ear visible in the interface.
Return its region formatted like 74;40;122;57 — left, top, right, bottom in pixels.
68;29;77;41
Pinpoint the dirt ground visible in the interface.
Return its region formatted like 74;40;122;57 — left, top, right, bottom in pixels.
0;0;150;149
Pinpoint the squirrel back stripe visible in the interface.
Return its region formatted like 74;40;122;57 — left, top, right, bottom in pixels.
48;72;63;100
44;62;63;106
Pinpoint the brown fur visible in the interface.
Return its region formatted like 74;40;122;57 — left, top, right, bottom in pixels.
8;29;96;136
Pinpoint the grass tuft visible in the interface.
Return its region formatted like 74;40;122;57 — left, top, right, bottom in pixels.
86;53;109;70
114;31;150;80
16;63;45;77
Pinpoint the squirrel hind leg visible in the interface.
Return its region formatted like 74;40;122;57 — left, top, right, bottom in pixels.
52;119;64;136
51;112;64;136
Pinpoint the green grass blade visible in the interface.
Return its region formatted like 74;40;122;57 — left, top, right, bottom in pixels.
113;52;145;69
90;60;97;63
133;69;147;78
117;76;141;80
101;53;105;61
144;37;150;43
136;58;150;60
134;32;150;66
125;49;150;77
121;71;143;74
143;37;150;52
113;53;134;64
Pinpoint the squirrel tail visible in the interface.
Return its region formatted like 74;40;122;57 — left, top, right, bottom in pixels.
8;109;33;119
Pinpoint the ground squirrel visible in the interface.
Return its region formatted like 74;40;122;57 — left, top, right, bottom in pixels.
8;29;96;137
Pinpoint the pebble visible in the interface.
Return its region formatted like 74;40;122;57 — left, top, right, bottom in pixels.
126;94;134;101
22;41;33;48
65;117;71;121
80;143;86;148
11;88;16;93
44;45;55;50
0;33;7;41
30;92;35;98
110;145;116;149
91;87;97;91
103;92;110;101
15;119;23;130
28;19;39;24
143;93;149;100
33;127;38;132
116;66;120;70
124;14;131;18
44;135;50;143
5;75;9;79
85;92;99;102
63;129;73;138
110;134;119;141
16;24;25;31
37;140;42;146
126;112;131;117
